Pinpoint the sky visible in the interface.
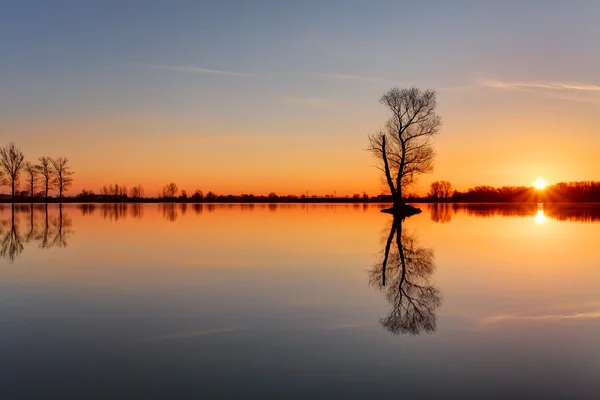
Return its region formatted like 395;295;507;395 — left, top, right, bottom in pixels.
1;0;599;196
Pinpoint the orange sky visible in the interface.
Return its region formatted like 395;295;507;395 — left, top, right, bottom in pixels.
3;82;600;197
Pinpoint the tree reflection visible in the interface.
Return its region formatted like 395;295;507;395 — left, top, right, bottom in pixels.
370;217;442;335
161;203;178;222
49;204;73;248
0;206;24;262
0;204;72;262
428;203;452;223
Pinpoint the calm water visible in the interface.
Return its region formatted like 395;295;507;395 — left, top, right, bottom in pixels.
1;203;600;399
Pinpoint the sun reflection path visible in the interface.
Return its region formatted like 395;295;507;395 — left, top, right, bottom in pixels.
535;206;546;224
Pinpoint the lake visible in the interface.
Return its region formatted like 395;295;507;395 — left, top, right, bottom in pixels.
1;203;600;399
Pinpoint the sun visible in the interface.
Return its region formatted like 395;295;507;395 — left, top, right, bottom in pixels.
533;178;547;189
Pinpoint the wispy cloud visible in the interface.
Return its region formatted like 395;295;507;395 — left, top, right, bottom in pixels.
146;64;251;77
478;76;600;92
320;73;384;84
480;310;600;325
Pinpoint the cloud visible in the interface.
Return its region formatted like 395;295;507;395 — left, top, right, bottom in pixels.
319;73;384;84
478;76;600;92
145;64;251;77
480;311;600;325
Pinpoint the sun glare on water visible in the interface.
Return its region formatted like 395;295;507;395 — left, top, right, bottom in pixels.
534;178;547;189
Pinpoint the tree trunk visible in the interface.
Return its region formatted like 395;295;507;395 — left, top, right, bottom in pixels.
381;136;397;200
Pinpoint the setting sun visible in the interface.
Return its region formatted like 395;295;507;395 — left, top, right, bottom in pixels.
534;178;547;189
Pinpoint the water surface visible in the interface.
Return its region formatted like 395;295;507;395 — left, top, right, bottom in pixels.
1;203;599;399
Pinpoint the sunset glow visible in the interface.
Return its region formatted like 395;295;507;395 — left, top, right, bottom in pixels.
534;178;548;189
1;2;599;197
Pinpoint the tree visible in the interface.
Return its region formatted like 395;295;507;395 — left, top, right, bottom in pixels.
50;157;74;199
440;181;452;199
36;157;54;200
429;181;452;200
429;181;441;200
23;162;38;200
129;185;144;200
0;143;26;201
161;182;178;199
368;87;442;210
190;189;204;201
179;189;188;201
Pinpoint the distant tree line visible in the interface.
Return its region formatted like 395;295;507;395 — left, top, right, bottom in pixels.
74;184;374;203
0;142;73;202
410;180;600;203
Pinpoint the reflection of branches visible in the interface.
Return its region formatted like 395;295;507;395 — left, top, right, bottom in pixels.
0;205;73;262
161;204;178;222
25;204;37;243
428;203;452;223
101;203;128;221
49;205;73;248
79;204;96;216
131;203;143;219
0;207;24;262
370;217;441;335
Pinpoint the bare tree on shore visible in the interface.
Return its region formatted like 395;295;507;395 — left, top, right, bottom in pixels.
37;157;54;200
161;182;178;199
429;180;453;200
129;184;144;200
23;162;38;200
50;157;74;199
0;143;26;201
368;87;442;210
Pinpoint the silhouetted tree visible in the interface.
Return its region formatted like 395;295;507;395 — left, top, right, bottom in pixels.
161;182;178;199
36;156;54;200
368;87;442;210
23;162;38;200
190;189;204;201
429;180;452;200
0;143;26;201
50;157;74;199
129;184;144;200
205;191;217;201
179;189;188;201
370;217;441;335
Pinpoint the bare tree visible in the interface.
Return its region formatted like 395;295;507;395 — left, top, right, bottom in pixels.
129;184;144;200
161;182;178;199
0;143;26;201
37;157;54;200
50;157;74;199
368;87;442;211
429;181;442;200
23;162;38;200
